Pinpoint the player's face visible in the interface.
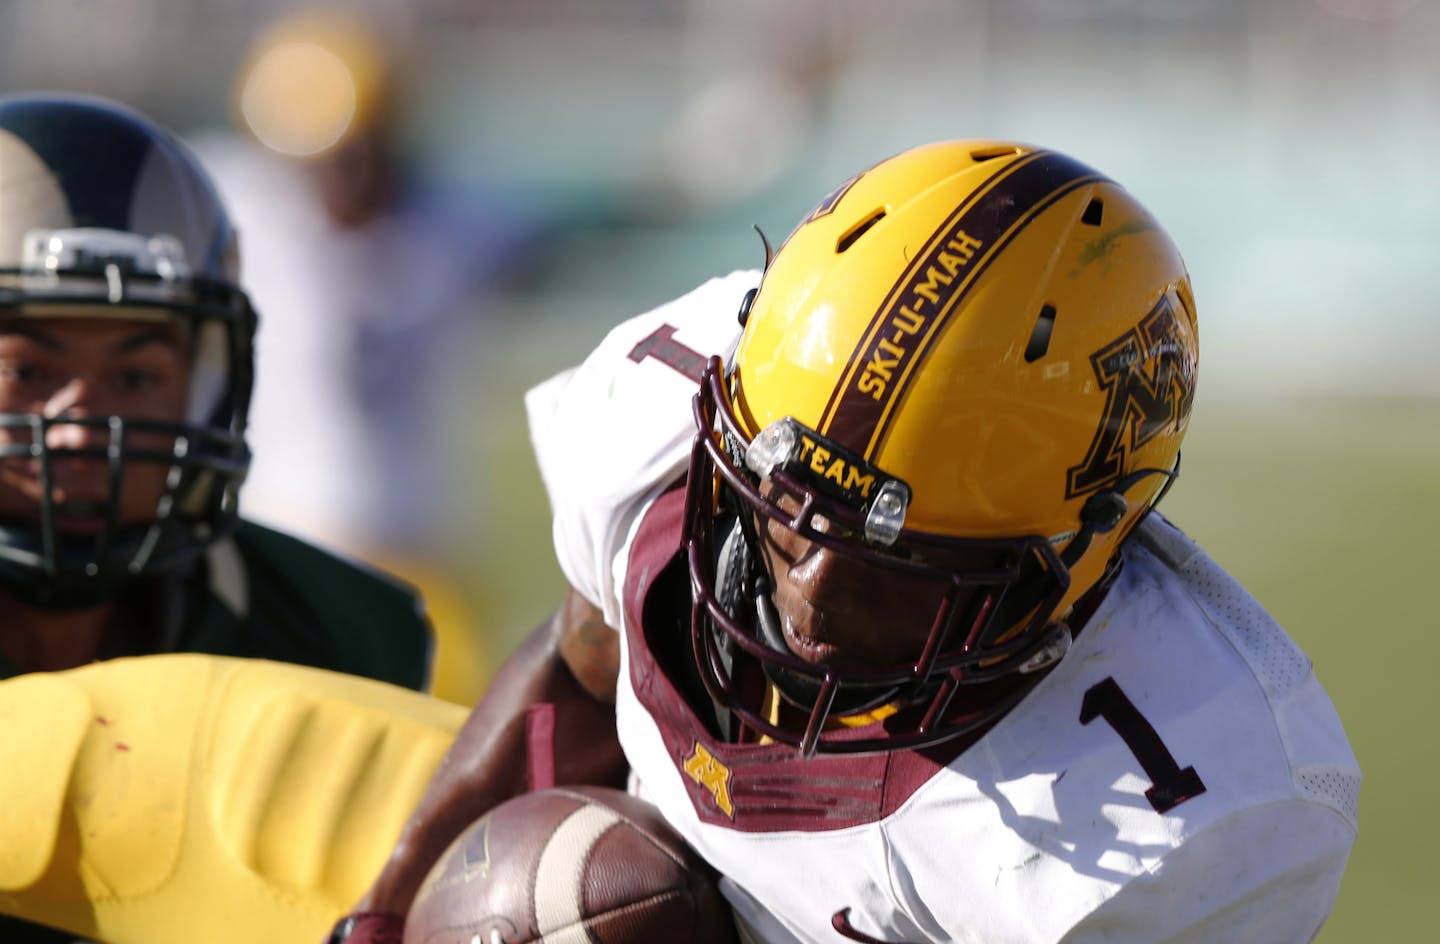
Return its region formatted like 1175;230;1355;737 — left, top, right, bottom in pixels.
753;486;992;671
0;316;192;531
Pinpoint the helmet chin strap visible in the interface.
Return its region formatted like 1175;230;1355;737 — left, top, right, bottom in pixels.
1061;459;1183;570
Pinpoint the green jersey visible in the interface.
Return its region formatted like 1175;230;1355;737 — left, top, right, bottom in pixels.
0;519;434;689
175;521;434;687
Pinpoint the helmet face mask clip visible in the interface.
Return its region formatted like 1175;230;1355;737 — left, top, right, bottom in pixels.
739;416;911;548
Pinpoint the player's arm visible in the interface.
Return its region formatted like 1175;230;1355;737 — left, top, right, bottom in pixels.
341;586;627;933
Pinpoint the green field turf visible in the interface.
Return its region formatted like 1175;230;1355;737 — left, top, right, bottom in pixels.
456;366;1437;941
1164;395;1439;942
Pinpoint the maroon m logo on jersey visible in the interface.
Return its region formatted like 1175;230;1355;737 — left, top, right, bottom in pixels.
1066;295;1195;498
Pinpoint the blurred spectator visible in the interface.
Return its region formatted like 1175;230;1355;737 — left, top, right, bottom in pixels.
193;5;507;703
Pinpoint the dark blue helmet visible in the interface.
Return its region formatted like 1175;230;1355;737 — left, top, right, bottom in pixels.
0;93;255;609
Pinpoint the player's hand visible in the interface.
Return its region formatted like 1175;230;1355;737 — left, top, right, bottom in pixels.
326;912;404;944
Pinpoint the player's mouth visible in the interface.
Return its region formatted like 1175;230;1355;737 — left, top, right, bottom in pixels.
779;613;842;665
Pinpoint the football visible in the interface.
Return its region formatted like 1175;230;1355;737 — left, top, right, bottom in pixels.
403;786;737;944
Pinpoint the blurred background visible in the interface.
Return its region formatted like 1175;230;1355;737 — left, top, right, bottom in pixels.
2;0;1434;939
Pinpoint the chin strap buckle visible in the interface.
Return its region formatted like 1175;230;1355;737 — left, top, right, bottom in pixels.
1017;623;1072;674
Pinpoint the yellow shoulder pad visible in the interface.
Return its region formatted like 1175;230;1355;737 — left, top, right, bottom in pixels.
0;654;468;944
0;673;91;890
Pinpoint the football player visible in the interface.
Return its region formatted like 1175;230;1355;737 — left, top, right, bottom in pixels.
0;93;434;942
336;141;1359;943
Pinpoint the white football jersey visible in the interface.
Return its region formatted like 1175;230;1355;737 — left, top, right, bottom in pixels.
527;272;1360;944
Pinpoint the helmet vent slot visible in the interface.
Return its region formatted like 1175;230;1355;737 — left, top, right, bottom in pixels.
835;210;886;254
1024;304;1057;363
1082;198;1104;226
969;145;1023;162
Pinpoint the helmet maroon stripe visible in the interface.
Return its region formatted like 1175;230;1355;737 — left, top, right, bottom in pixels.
819;150;1104;459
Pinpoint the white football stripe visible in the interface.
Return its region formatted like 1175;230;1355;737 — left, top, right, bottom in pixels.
535;802;624;944
0;130;76;266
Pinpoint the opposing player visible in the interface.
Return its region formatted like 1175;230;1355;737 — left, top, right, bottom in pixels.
0;93;434;941
339;141;1359;942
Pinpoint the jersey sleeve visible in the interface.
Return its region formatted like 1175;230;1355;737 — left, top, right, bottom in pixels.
526;270;757;629
865;516;1359;944
1060;797;1355;942
1062;517;1360;942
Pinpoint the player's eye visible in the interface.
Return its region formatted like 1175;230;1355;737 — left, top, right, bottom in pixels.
2;362;33;380
114;368;158;393
0;360;49;390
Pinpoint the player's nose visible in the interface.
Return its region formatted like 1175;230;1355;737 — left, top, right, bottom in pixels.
44;375;96;413
41;379;115;447
787;544;869;615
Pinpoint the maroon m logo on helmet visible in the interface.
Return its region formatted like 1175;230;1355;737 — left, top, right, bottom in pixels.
1066;295;1195;498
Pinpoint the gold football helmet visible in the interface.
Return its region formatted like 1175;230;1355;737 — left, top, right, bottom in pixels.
685;140;1198;755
